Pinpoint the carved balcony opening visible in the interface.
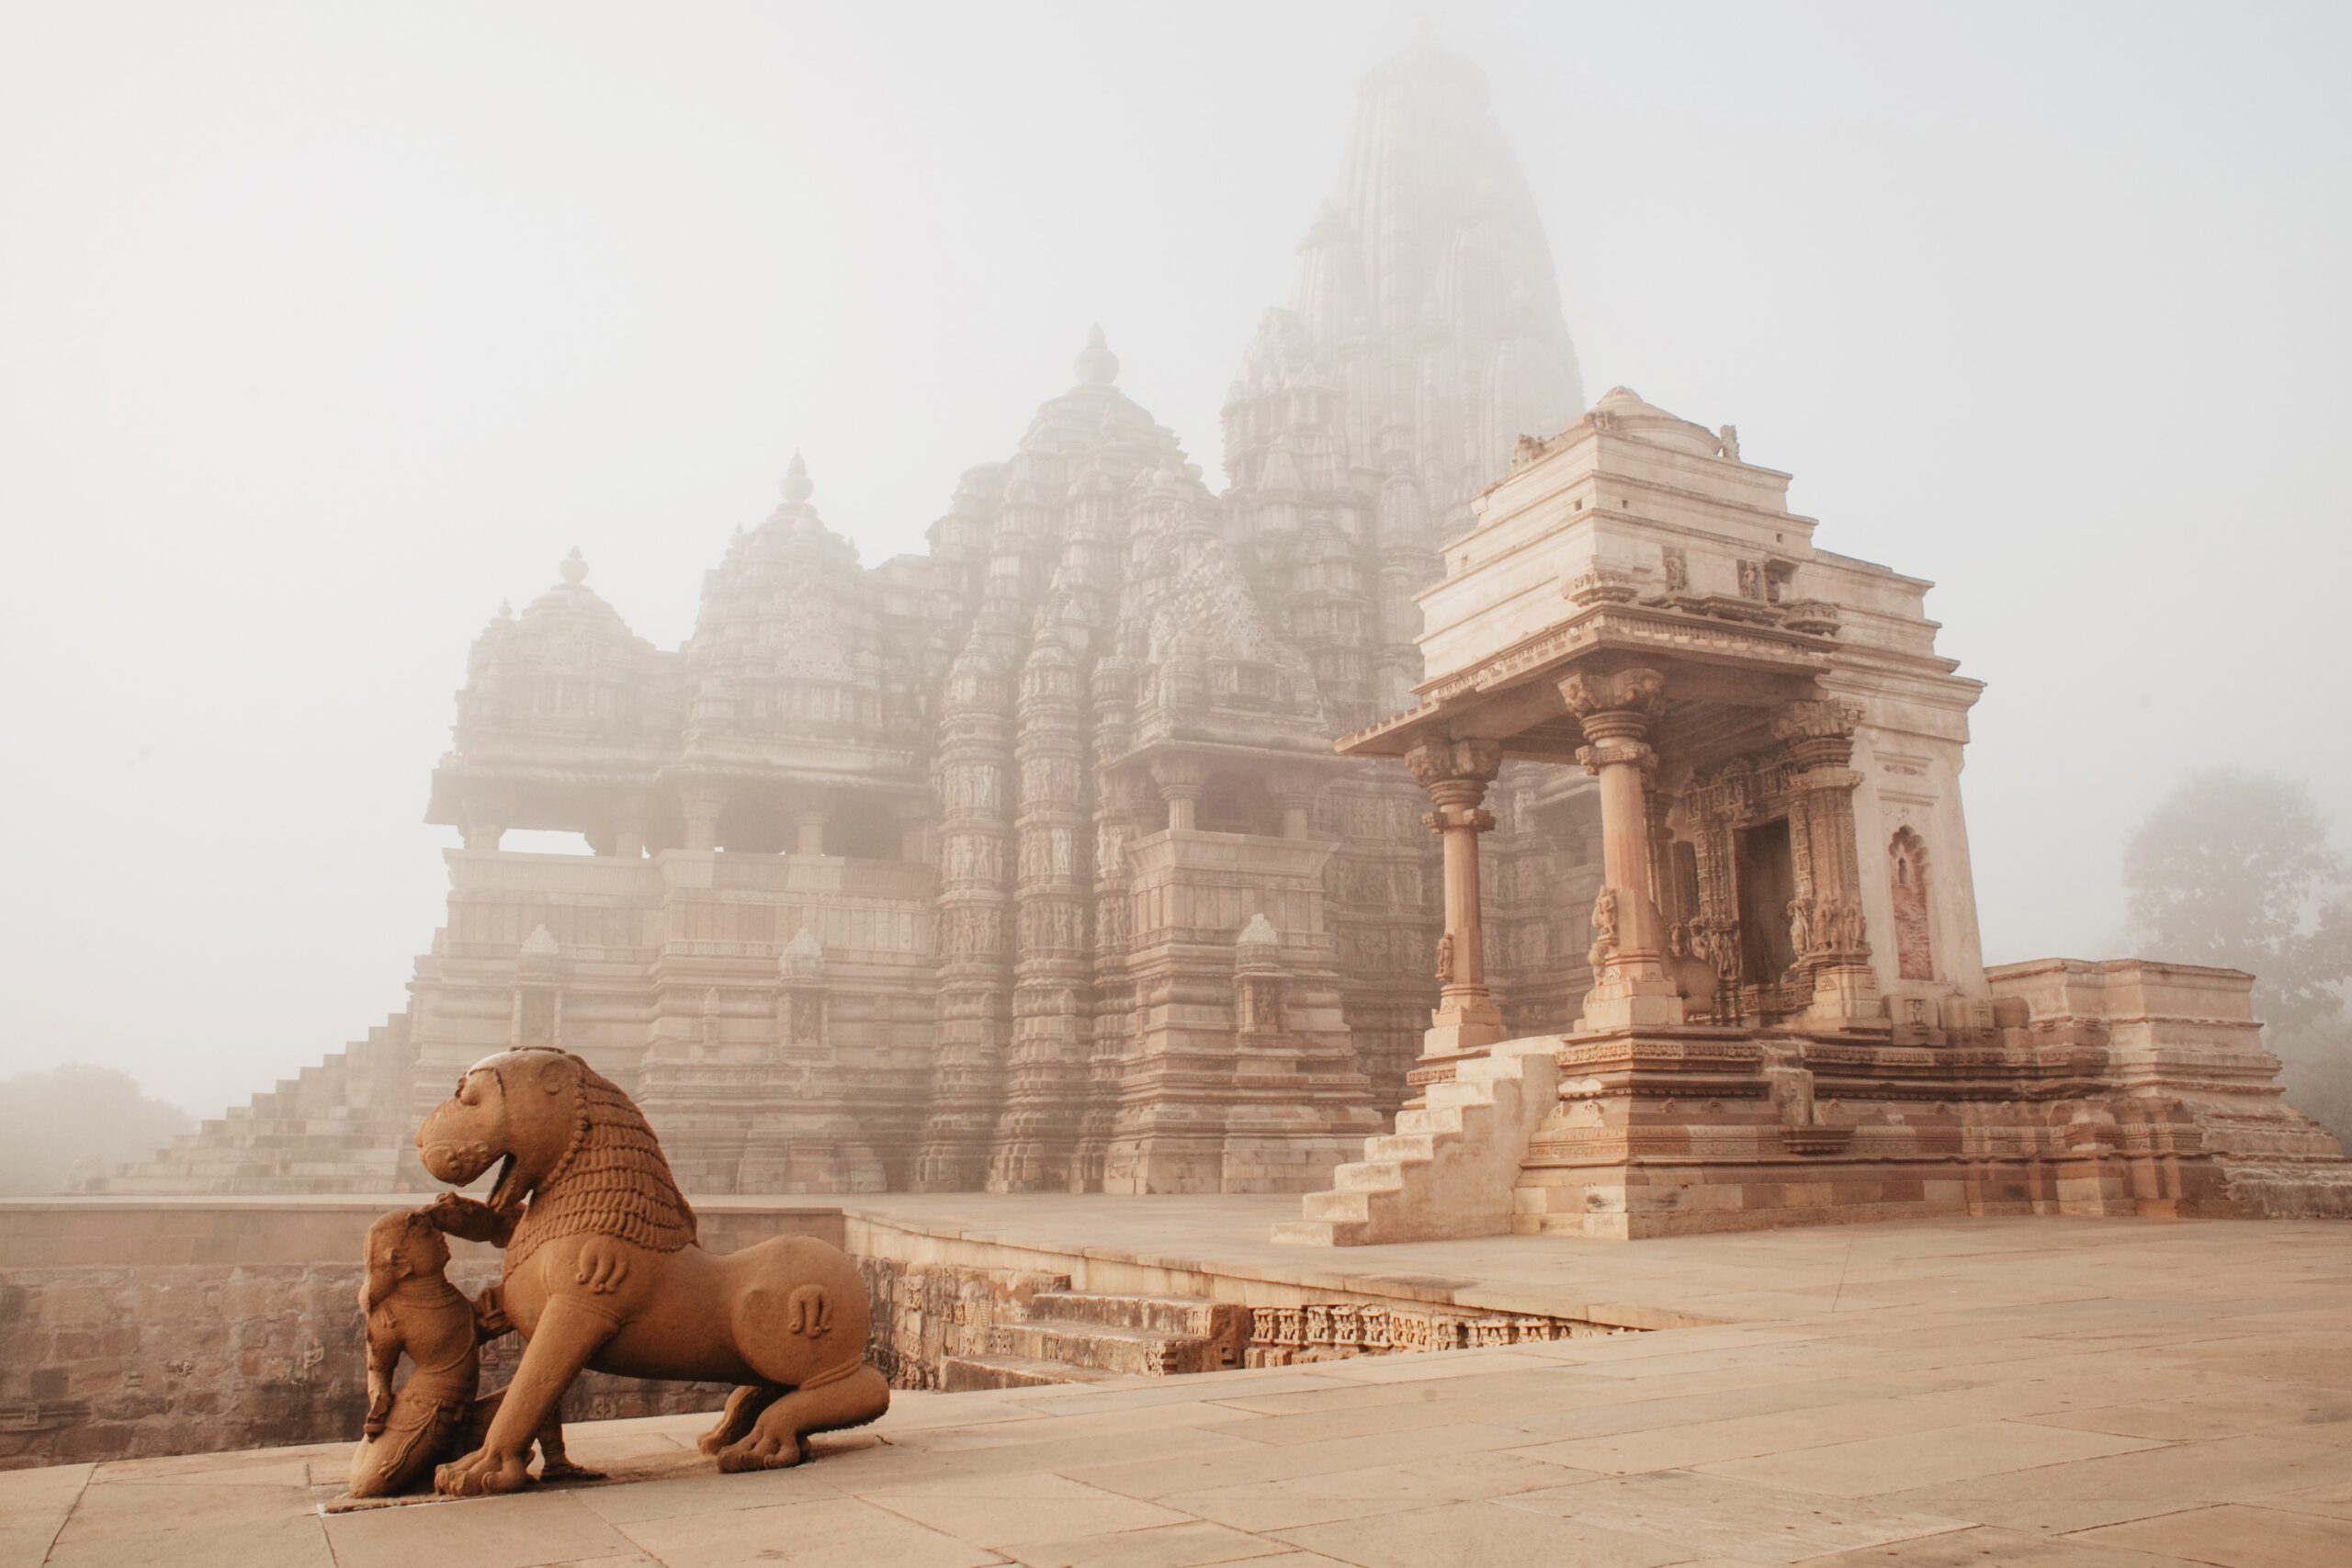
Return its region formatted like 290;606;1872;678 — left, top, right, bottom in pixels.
1197;771;1283;837
825;796;901;861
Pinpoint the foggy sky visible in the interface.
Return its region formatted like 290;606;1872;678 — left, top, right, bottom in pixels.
3;1;2346;1118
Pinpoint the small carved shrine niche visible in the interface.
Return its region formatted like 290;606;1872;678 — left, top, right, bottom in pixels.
1889;828;1934;981
777;927;828;1049
516;989;558;1045
1234;912;1286;1035
514;923;563;1045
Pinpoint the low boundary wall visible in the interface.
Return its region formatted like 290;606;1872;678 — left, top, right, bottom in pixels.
0;1198;842;1470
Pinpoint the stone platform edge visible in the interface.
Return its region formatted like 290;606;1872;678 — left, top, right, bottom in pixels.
837;1204;1714;1332
0;1193;1713;1333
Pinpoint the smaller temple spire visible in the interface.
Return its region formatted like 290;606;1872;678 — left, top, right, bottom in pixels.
560;547;588;584
1074;323;1119;387
780;450;814;504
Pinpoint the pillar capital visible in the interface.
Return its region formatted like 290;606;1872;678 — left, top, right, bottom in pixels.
1772;697;1861;770
1420;805;1495;836
1556;665;1665;723
1404;738;1503;812
1148;754;1204;799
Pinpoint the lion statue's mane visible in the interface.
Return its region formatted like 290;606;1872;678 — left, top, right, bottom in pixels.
505;1053;697;1270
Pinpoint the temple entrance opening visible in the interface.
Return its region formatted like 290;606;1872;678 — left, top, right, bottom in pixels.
1735;818;1796;986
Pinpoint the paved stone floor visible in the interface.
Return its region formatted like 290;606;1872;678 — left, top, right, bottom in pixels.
6;1214;2350;1566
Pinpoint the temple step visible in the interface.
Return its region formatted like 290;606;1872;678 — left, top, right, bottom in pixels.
84;1013;415;1195
1302;1189;1374;1222
1022;1292;1243;1339
1278;1036;1563;1247
1334;1158;1412;1191
939;1353;1120;1392
992;1314;1234;1376
1366;1133;1440;1163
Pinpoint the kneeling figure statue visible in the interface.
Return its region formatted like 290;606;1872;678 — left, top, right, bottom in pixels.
413;1046;889;1495
346;1206;590;1497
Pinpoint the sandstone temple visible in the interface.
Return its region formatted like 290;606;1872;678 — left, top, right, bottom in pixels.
91;34;2352;1230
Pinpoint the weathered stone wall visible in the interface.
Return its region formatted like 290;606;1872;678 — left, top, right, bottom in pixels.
856;1254;1069;1390
0;1198;846;1471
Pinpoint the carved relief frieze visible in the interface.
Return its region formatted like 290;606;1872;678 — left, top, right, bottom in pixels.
1889;827;1934;982
1242;1302;1623;1366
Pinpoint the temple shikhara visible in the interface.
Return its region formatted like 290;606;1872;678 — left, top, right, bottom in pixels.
93;36;2350;1232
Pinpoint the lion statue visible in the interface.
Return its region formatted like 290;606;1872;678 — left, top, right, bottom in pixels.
413;1046;888;1496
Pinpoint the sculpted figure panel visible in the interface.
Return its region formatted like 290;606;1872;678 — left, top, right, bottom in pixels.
413;1047;888;1494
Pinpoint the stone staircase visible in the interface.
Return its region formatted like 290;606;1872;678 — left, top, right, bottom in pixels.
941;1289;1249;1391
1274;1035;1562;1246
85;1014;417;1194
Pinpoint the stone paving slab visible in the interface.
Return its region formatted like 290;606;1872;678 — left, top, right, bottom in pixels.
8;1215;2352;1566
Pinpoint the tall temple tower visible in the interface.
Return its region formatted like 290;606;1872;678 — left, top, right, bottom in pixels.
1224;29;1587;1105
92;33;1614;1198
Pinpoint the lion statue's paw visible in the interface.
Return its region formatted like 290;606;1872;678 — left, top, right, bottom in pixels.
435;1446;532;1496
717;1432;805;1472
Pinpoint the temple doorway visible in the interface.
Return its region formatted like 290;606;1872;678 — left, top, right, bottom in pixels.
1735;818;1796;984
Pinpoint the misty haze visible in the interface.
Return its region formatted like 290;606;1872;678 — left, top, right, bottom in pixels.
2;2;2347;1183
4;7;2352;1545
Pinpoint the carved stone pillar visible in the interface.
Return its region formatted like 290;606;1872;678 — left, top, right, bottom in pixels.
1268;767;1320;840
892;795;932;863
1774;700;1880;1030
611;791;649;859
1150;756;1204;832
460;787;508;852
1559;667;1685;1032
791;805;831;856
1404;737;1505;1055
678;782;728;853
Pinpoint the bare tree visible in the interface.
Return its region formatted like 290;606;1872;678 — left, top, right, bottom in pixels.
0;1065;192;1195
2125;769;2352;1137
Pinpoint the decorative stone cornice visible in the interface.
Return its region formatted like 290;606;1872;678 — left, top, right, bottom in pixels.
1781;600;1842;637
1563;567;1641;608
